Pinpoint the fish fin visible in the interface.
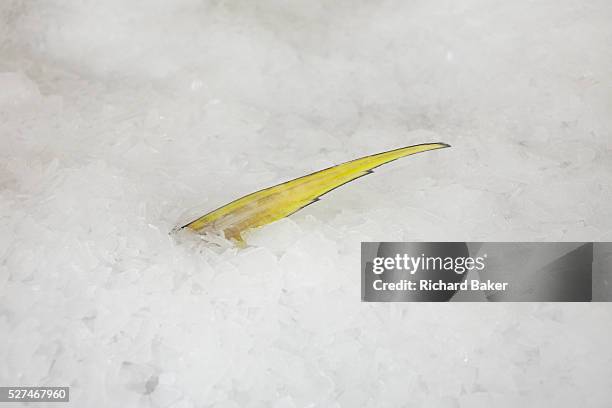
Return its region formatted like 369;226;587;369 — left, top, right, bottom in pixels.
182;142;450;241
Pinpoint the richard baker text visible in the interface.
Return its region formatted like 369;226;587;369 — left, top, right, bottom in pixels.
373;279;508;292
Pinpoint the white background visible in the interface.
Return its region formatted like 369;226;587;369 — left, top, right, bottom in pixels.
1;1;611;406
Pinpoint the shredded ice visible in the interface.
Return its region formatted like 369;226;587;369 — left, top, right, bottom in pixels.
1;0;612;407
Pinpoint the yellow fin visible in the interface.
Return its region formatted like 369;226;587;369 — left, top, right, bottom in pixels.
181;143;449;242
